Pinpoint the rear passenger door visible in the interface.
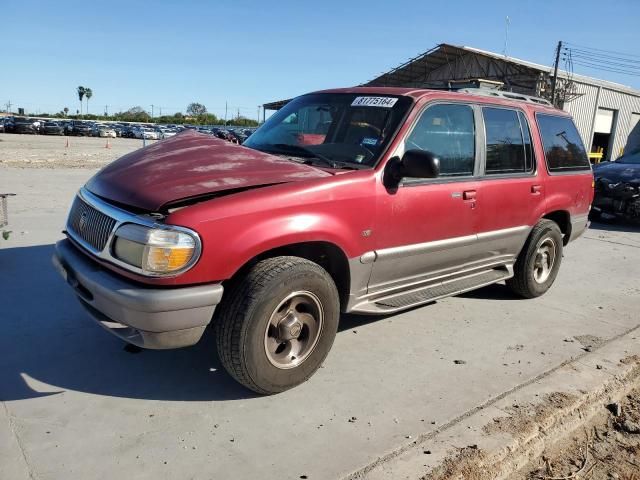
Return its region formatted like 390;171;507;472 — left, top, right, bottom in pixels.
472;107;543;266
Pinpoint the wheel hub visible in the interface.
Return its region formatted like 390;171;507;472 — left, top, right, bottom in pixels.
264;291;324;370
277;314;303;340
533;237;556;284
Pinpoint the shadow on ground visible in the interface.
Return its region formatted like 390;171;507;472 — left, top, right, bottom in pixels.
0;244;254;402
0;244;517;403
589;220;640;233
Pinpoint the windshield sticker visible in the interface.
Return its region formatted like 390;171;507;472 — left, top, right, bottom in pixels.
361;137;379;146
351;96;398;108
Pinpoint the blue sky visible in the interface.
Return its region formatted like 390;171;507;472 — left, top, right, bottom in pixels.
3;0;639;119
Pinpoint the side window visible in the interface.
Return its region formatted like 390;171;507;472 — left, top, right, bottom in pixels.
536;114;590;171
482;108;534;175
405;104;475;177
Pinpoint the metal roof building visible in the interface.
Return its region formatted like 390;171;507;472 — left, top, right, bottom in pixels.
264;43;640;161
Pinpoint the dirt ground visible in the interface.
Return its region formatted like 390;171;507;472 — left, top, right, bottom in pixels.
512;385;640;480
0;132;150;168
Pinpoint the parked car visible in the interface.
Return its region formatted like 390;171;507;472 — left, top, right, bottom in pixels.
229;129;247;144
72;122;93;136
132;127;159;140
41;121;64;135
591;148;640;222
98;126;117;138
12;117;38;134
59;121;71;135
158;127;178;139
53;87;593;394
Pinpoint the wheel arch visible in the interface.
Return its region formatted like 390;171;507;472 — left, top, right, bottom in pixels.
225;241;351;311
542;210;571;245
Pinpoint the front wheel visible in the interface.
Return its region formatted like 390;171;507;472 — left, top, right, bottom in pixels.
215;256;340;394
507;219;563;298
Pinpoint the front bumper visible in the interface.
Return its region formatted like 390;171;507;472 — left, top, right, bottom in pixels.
52;239;224;349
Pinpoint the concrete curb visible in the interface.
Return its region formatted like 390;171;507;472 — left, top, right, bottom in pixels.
348;326;640;480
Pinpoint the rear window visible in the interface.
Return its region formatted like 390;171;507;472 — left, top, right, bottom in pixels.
536;114;590;172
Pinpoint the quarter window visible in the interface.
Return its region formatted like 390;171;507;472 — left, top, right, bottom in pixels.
405;104;475;177
482;108;534;174
536;114;590;171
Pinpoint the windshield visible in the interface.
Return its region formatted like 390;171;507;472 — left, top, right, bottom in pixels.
617;150;640;164
244;93;413;168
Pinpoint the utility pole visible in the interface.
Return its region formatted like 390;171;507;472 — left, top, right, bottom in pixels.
151;104;154;118
224;101;228;125
104;105;109;117
551;40;562;106
159;107;162;117
5;100;12;113
257;106;260;124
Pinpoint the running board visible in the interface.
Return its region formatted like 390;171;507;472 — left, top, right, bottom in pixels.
350;267;512;314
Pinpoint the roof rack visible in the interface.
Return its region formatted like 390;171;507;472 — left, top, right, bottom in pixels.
456;88;552;106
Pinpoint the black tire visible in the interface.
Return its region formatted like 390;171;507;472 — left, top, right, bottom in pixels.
215;256;340;394
506;219;563;298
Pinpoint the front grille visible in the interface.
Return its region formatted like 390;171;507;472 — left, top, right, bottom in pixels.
67;195;117;251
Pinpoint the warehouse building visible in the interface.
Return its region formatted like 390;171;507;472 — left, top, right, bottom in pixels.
264;43;640;161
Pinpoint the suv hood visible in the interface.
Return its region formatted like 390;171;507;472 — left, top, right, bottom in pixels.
86;131;331;211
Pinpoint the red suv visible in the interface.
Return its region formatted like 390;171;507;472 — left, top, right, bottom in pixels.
53;87;593;393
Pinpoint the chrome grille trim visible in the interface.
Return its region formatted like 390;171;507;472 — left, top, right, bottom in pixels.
67;196;117;251
64;188;202;277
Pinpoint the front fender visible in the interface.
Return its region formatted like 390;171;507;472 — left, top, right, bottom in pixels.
199;211;363;280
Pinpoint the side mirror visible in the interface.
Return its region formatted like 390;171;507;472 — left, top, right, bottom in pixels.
384;149;440;188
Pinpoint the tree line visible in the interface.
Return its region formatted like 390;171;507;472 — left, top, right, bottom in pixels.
38;94;258;126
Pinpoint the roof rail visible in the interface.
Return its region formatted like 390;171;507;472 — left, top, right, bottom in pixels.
456;88;552;106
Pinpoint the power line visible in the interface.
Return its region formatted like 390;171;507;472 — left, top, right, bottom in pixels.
561;42;640;78
566;50;640;67
563;41;640;60
567;55;640;72
571;60;640;76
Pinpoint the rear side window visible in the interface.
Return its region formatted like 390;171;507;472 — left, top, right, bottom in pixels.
536;114;590;172
482;108;534;174
405;104;475;177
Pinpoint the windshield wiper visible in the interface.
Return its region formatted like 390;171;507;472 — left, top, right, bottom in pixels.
269;143;345;169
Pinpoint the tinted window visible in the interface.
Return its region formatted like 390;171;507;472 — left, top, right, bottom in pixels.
536;114;590;171
405;104;475;177
483;108;534;174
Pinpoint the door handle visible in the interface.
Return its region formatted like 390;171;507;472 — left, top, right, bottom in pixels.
463;190;477;200
531;185;542;195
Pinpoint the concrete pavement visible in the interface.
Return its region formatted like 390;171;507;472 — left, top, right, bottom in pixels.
1;168;639;480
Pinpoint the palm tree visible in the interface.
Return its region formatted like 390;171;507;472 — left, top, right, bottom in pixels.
63;107;69;117
84;88;93;115
77;86;85;117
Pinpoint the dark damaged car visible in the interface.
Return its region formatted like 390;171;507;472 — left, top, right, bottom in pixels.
592;149;640;222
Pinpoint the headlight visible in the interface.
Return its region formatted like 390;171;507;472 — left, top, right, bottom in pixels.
112;223;200;275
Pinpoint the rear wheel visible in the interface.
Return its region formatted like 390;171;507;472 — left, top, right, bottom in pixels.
215;256;340;394
507;219;563;298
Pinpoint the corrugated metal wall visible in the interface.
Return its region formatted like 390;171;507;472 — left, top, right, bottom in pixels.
599;88;640;158
562;82;599;146
563;81;640;159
